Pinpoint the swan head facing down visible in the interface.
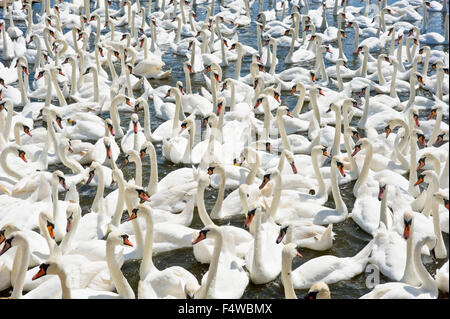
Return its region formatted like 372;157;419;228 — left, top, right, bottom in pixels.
130;113;139;134
433;191;449;210
258;169;280;190
85;161;102;185
52;170;68;191
403;211;414;240
332;155;347;178
277;105;293;119
304;282;331;299
378;178;387;201
282;242;303;262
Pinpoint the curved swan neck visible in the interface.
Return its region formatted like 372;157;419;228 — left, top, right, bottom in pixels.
354;140;372;196
331;160;347;214
106;240;135;298
0;146;23;180
197;185;215;226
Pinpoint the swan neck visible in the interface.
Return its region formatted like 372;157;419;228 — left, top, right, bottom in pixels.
106;241;135;299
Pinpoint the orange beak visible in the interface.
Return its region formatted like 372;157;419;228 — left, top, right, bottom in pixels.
244;212;255;229
403;223;411;240
192;232;207;245
32;267;47;281
427;110;436;120
19;152;27;163
290;86;296;95
123;237;133;247
414;176;424;186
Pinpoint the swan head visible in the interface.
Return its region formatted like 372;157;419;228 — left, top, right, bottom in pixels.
244;207;257;229
258;169;280;190
207;164;224;176
403;211;414;240
126;203;152;222
139;141;153;159
290;82;305;95
282;243;302;261
312;145;331;158
85;161;102;185
192;225;221;245
345;127;360;141
0;224;20;244
351;138;369;157
433;128;448;146
52;170;68;191
104;118;115;137
197;171;212;189
65;202;81;233
304;282;331;299
130;113;139;134
276;225;289;244
0;231;28;257
39;211;55;240
277;105;293;119
179;117;194;135
412;129;427;147
106;230;134;249
6;144;28;163
32;260;66;281
378;179;388;201
332;155;347;177
433;191;449;210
